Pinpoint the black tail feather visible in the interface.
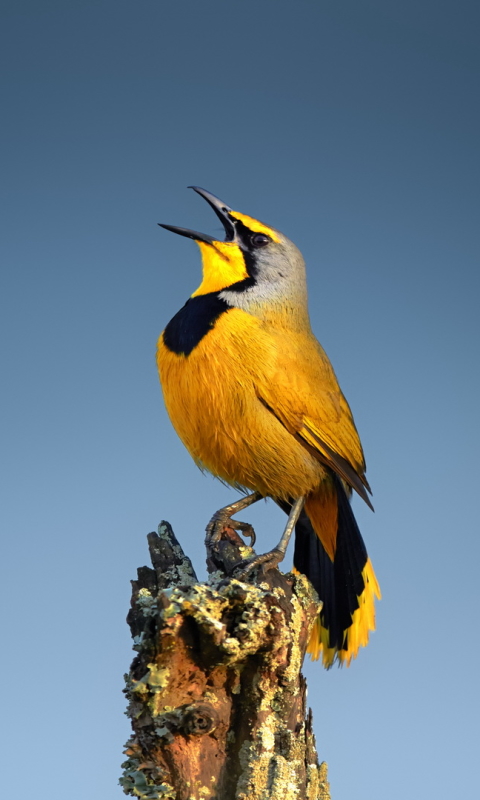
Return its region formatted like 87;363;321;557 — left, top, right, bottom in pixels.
279;476;370;654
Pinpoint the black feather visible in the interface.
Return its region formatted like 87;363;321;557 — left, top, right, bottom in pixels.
279;475;369;652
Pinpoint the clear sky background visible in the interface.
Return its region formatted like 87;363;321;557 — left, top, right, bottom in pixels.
1;1;479;798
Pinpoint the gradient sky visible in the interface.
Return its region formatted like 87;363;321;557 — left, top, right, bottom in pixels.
1;2;479;799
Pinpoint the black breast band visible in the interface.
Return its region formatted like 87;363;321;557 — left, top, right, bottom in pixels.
162;292;230;355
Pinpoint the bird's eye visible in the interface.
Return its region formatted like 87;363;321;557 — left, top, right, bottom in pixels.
251;233;271;248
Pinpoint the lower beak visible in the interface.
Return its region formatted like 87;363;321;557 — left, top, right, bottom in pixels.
158;223;216;245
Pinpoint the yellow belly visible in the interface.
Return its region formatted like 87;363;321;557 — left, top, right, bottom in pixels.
157;308;327;500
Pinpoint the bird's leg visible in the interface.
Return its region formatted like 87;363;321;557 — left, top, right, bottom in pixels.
205;491;263;547
235;496;305;579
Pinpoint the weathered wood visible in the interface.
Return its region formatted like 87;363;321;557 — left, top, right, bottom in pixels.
120;521;331;800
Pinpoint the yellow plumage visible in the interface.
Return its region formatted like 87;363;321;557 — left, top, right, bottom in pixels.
157;187;380;667
159;310;337;497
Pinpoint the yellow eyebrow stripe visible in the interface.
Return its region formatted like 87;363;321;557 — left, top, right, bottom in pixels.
229;210;281;243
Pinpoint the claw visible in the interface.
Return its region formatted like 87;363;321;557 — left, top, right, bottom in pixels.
233;521;256;548
205;491;263;549
205;513;256;548
205;511;227;544
234;547;283;581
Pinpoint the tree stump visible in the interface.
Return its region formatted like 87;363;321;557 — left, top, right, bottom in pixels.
120;521;331;800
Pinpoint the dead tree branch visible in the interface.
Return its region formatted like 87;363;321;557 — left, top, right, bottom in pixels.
120;521;331;800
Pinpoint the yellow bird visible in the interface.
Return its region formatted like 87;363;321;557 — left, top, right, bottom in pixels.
157;187;380;667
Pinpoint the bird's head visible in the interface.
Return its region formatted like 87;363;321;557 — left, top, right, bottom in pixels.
159;187;308;318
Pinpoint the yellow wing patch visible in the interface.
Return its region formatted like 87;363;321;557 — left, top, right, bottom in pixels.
250;328;366;478
299;419;372;508
256;358;369;505
301;416;365;477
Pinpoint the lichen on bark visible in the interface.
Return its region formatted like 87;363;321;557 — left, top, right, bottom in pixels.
120;521;330;800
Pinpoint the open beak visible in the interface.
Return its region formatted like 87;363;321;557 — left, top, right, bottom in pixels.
158;186;236;244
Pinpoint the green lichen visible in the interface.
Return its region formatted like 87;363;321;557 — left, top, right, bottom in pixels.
156;523;196;586
153;724;174;742
136;588;157;616
317;762;331;800
151;707;183;739
183;584;228;628
290;570;320;608
145;664;170;691
203;690;220;705
132;632;146;651
206;568;224;587
130;680;149;696
236;727;325;800
120;759;176;799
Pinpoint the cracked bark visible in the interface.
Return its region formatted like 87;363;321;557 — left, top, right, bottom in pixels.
120;521;331;800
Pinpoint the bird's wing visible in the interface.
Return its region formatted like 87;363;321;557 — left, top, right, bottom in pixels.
254;330;373;508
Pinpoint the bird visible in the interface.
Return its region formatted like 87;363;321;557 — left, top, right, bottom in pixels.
156;186;380;667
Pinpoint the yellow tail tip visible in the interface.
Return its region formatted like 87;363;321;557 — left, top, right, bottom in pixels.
307;558;381;668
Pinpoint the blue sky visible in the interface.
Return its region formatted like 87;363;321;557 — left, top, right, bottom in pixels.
1;2;479;798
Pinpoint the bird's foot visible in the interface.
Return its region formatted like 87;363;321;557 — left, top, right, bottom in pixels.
205;511;256;548
205;492;262;551
234;547;283;580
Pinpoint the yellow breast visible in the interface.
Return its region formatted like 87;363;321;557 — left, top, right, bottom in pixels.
157;307;328;500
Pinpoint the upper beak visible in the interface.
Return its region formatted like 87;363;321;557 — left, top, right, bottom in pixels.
158;186;236;244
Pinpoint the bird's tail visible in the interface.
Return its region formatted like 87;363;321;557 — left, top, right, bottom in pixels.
283;476;380;667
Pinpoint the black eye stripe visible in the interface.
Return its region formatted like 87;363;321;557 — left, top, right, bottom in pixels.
228;218;272;249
